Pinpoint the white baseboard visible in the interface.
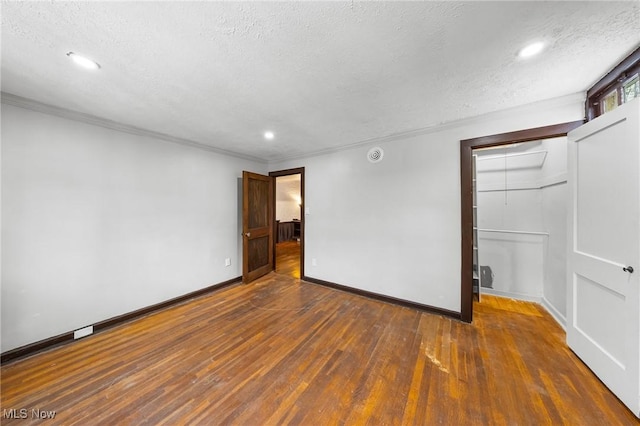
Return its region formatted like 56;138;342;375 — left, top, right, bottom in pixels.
541;297;567;330
480;287;541;303
482;289;567;329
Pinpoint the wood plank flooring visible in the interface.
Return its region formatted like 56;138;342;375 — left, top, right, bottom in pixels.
1;274;637;425
275;241;300;279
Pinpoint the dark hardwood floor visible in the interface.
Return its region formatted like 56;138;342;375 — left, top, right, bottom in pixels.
1;272;637;425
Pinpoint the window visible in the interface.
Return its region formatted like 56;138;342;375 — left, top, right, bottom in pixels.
623;73;639;103
586;46;640;120
601;89;619;114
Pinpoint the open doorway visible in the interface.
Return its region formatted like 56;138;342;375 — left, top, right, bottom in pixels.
460;122;582;322
473;139;565;305
270;168;304;279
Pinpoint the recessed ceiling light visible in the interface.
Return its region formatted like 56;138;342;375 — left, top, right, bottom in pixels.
264;131;275;140
518;42;545;59
66;52;100;70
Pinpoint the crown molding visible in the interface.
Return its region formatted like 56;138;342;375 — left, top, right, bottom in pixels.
2;91;584;166
269;92;586;164
1;92;267;164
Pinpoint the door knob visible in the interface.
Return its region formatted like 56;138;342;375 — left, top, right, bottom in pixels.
243;232;251;237
623;266;634;274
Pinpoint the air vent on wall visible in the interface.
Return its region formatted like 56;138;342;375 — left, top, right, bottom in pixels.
367;147;384;163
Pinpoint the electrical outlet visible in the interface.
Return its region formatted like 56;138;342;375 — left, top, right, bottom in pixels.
74;325;93;340
225;258;231;267
312;258;317;266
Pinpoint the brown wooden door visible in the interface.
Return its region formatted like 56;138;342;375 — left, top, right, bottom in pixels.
242;171;274;283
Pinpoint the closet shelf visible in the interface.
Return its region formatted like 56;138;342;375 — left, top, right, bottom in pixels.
476;228;549;236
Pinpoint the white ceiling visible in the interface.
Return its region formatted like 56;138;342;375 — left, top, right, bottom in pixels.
2;1;639;162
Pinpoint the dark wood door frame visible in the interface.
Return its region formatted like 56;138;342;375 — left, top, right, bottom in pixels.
269;167;305;278
459;121;583;323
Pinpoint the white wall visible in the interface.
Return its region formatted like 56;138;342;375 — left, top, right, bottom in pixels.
276;201;301;222
269;94;584;313
539;137;569;324
541;183;568;323
476;189;545;299
1;104;265;352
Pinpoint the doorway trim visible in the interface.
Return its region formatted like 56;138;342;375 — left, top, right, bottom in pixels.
459;121;583;323
269;167;305;278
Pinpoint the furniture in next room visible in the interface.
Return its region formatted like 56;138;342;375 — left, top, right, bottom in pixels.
277;220;300;242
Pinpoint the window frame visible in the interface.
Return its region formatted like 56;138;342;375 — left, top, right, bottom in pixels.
585;46;640;121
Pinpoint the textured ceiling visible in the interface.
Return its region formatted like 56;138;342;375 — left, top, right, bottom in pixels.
2;1;639;162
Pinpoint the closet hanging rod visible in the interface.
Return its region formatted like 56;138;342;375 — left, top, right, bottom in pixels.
476;228;549;236
473;150;547;161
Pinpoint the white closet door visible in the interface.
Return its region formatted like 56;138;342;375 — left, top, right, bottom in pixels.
567;98;639;417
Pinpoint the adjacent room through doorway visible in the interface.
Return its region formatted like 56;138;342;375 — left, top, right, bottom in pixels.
273;172;302;279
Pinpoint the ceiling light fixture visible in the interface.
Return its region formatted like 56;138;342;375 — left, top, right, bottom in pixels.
518;42;545;59
264;131;275;140
66;52;100;70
